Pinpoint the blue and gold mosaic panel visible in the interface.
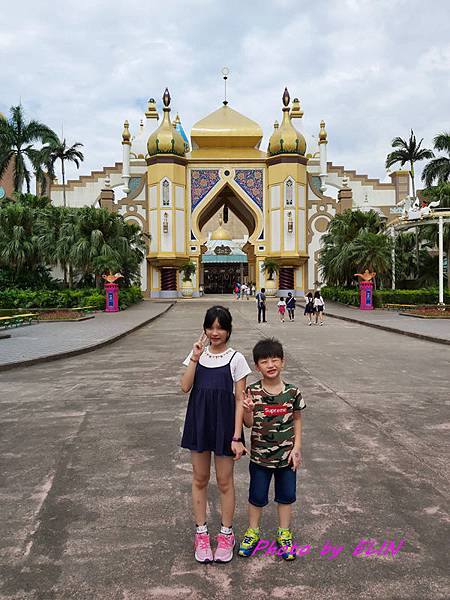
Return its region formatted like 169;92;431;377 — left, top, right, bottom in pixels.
191;169;220;211
234;169;263;210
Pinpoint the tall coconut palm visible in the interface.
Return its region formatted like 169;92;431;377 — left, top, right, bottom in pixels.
0;105;57;193
34;136;84;207
385;129;434;198
421;132;450;188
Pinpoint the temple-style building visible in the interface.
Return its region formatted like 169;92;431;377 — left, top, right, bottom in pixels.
50;88;410;297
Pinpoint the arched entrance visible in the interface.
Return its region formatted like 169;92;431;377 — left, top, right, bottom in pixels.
192;183;262;293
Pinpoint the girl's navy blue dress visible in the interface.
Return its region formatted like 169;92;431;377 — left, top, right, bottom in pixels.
181;352;237;456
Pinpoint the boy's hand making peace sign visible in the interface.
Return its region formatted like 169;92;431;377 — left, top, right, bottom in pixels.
242;389;255;413
192;332;208;361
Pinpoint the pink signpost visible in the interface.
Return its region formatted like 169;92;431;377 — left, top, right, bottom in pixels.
359;281;374;310
104;283;119;312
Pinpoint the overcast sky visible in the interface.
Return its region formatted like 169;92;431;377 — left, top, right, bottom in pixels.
2;0;449;185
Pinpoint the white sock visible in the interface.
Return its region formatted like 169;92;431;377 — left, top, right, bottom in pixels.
220;525;233;535
196;523;208;534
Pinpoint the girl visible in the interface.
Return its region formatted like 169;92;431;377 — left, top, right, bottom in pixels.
304;292;314;325
313;290;325;325
277;297;287;322
180;306;251;564
286;292;296;321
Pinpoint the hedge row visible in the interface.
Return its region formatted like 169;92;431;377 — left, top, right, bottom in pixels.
0;286;143;310
321;287;450;308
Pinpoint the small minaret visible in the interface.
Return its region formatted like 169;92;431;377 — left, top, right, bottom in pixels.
122;120;131;193
318;120;328;192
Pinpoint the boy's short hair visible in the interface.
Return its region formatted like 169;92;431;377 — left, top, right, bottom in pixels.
253;337;284;364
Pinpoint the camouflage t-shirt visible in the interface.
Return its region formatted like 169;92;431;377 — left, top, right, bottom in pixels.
247;381;306;469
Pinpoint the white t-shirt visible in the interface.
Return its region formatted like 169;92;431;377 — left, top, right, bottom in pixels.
183;346;251;382
277;300;286;308
314;296;325;308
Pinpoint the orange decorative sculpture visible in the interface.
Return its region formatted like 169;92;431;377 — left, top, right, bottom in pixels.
102;272;123;284
354;269;376;282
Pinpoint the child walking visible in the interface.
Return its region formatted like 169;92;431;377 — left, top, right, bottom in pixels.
304;292;314;325
180;305;251;564
277;297;287;322
313;291;325;325
238;338;306;561
286;292;296;321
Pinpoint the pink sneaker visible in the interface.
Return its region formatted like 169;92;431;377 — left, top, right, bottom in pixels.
214;533;235;563
194;532;213;563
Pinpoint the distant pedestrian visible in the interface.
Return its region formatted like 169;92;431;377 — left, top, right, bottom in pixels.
277;297;286;322
234;282;241;300
313;291;325;325
256;288;267;323
286;292;296;321
304;292;314;326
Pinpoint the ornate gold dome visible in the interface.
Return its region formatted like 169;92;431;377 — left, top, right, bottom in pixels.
147;89;185;157
268;88;306;156
191;105;263;149
211;217;232;240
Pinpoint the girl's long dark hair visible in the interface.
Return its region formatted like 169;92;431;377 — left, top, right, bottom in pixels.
203;305;232;340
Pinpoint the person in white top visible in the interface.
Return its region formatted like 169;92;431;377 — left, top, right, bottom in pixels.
241;283;250;300
277;297;287;323
313;291;325;325
180;305;251;564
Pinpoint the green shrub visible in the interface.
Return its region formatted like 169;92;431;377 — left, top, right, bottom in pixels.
0;285;143;310
321;286;450;307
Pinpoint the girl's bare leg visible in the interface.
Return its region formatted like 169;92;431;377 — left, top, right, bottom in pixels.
191;451;211;525
214;455;235;527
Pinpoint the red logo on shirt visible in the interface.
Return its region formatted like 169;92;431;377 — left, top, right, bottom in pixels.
264;405;288;416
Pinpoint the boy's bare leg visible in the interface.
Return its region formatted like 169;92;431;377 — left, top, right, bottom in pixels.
249;503;263;529
214;455;235;527
277;503;292;529
191;451;211;525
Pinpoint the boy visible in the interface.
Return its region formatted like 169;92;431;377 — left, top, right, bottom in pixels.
238;338;305;561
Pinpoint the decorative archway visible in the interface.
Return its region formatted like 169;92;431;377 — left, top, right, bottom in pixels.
191;180;263;244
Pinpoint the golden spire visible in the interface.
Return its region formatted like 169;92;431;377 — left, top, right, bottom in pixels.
268;88;306;156
145;98;159;120
319;120;328;144
274;120;279;129
147;89;186;157
122;120;131;145
211;217;232;240
290;97;304;119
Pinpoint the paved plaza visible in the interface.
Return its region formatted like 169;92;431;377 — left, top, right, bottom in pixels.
0;300;449;599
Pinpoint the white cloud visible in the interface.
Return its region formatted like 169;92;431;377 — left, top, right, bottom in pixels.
1;0;449;187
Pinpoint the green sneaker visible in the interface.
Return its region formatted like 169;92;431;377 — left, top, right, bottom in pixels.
238;527;260;557
276;528;296;561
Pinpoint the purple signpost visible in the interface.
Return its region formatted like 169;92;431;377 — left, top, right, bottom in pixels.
104;283;119;312
359;281;374;310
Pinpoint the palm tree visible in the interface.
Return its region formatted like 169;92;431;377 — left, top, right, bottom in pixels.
385;129;434;198
34;136;84;207
350;231;392;287
421;132;450;188
319;209;385;287
0;202;41;278
0;105;57;193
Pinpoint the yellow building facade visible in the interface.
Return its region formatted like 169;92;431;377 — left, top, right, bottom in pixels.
51;87;410;296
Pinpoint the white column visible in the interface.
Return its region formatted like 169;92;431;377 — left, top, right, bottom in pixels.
122;143;130;193
438;215;444;305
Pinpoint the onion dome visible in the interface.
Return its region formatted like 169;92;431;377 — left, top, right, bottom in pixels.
290;98;304;119
319;120;328;144
211;217;232;240
122;120;131;145
147;89;186;157
268;88;306;156
191;105;262;149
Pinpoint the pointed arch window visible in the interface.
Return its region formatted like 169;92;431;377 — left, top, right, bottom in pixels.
162;179;170;206
285;179;294;206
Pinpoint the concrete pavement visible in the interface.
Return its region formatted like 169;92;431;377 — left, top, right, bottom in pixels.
0;299;449;599
0;301;173;371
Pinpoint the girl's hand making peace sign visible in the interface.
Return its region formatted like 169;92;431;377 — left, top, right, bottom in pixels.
242;389;254;413
192;332;208;361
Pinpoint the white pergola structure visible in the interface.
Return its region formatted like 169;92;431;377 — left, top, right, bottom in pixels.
391;209;450;305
